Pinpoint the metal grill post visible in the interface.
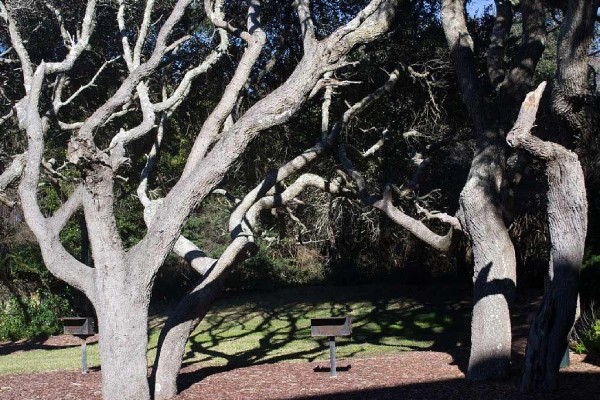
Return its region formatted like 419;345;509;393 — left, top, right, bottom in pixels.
81;340;88;374
329;336;336;377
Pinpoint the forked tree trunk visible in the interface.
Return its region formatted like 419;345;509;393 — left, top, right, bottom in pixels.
459;144;517;380
95;278;152;400
520;151;587;391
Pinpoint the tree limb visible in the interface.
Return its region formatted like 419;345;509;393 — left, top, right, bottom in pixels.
441;0;485;129
0;152;26;193
294;0;317;51
498;0;546;108
507;81;578;163
45;0;97;75
74;0;194;149
339;144;455;252
487;0;513;88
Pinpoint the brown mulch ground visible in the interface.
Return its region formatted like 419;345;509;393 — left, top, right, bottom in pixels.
1;350;600;400
2;291;600;400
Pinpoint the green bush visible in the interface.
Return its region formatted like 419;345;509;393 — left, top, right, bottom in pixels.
227;246;325;290
571;253;600;355
0;244;74;340
580;253;600;302
0;291;71;340
572;302;600;355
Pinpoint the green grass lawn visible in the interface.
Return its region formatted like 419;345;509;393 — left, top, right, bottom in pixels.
0;283;471;375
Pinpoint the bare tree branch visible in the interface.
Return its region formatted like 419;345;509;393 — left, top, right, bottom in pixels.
0;153;26;200
133;0;156;67
46;0;97;75
3;1;34;88
54;58;118;111
74;0;194;148
339;144;454;252
415;203;462;231
487;0;513;88
441;0;485;129
507;81;577;163
153;27;229;112
294;0;317;51
182;5;266;175
43;0;74;48
204;0;252;42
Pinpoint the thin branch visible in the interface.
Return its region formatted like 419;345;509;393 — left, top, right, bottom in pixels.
47;185;85;235
133;0;156;67
153;29;228;112
55;57;118;110
0;152;26;192
108;82;155;149
204;0;252;42
137;84;168;207
182;6;266;175
117;0;134;69
245;173;351;233
0;108;14;126
43;0;74;48
75;0;194;147
3;1;34;88
339;145;454;252
415;203;462;231
46;0;97;75
294;0;317;51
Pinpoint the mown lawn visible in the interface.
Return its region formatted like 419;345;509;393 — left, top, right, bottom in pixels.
0;283;471;374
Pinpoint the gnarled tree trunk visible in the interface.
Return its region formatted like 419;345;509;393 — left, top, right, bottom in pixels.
441;0;518;379
458;141;517;380
521;153;586;391
507;82;588;392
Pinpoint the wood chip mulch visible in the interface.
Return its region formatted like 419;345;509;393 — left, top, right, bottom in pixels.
1;349;600;400
2;290;600;399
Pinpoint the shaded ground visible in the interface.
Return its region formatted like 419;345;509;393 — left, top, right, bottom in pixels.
1;350;600;400
1;286;600;399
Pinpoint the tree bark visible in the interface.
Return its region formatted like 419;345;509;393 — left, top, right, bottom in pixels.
520;154;586;390
151;237;253;400
507;82;588;392
441;0;517;380
459;139;517;380
152;275;225;400
95;285;151;400
77;165;154;400
551;0;596;146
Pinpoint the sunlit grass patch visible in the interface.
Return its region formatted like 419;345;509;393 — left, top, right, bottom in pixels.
0;283;470;375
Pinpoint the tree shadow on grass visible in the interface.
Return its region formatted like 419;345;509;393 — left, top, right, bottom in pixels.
0;335;97;356
175;283;474;392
